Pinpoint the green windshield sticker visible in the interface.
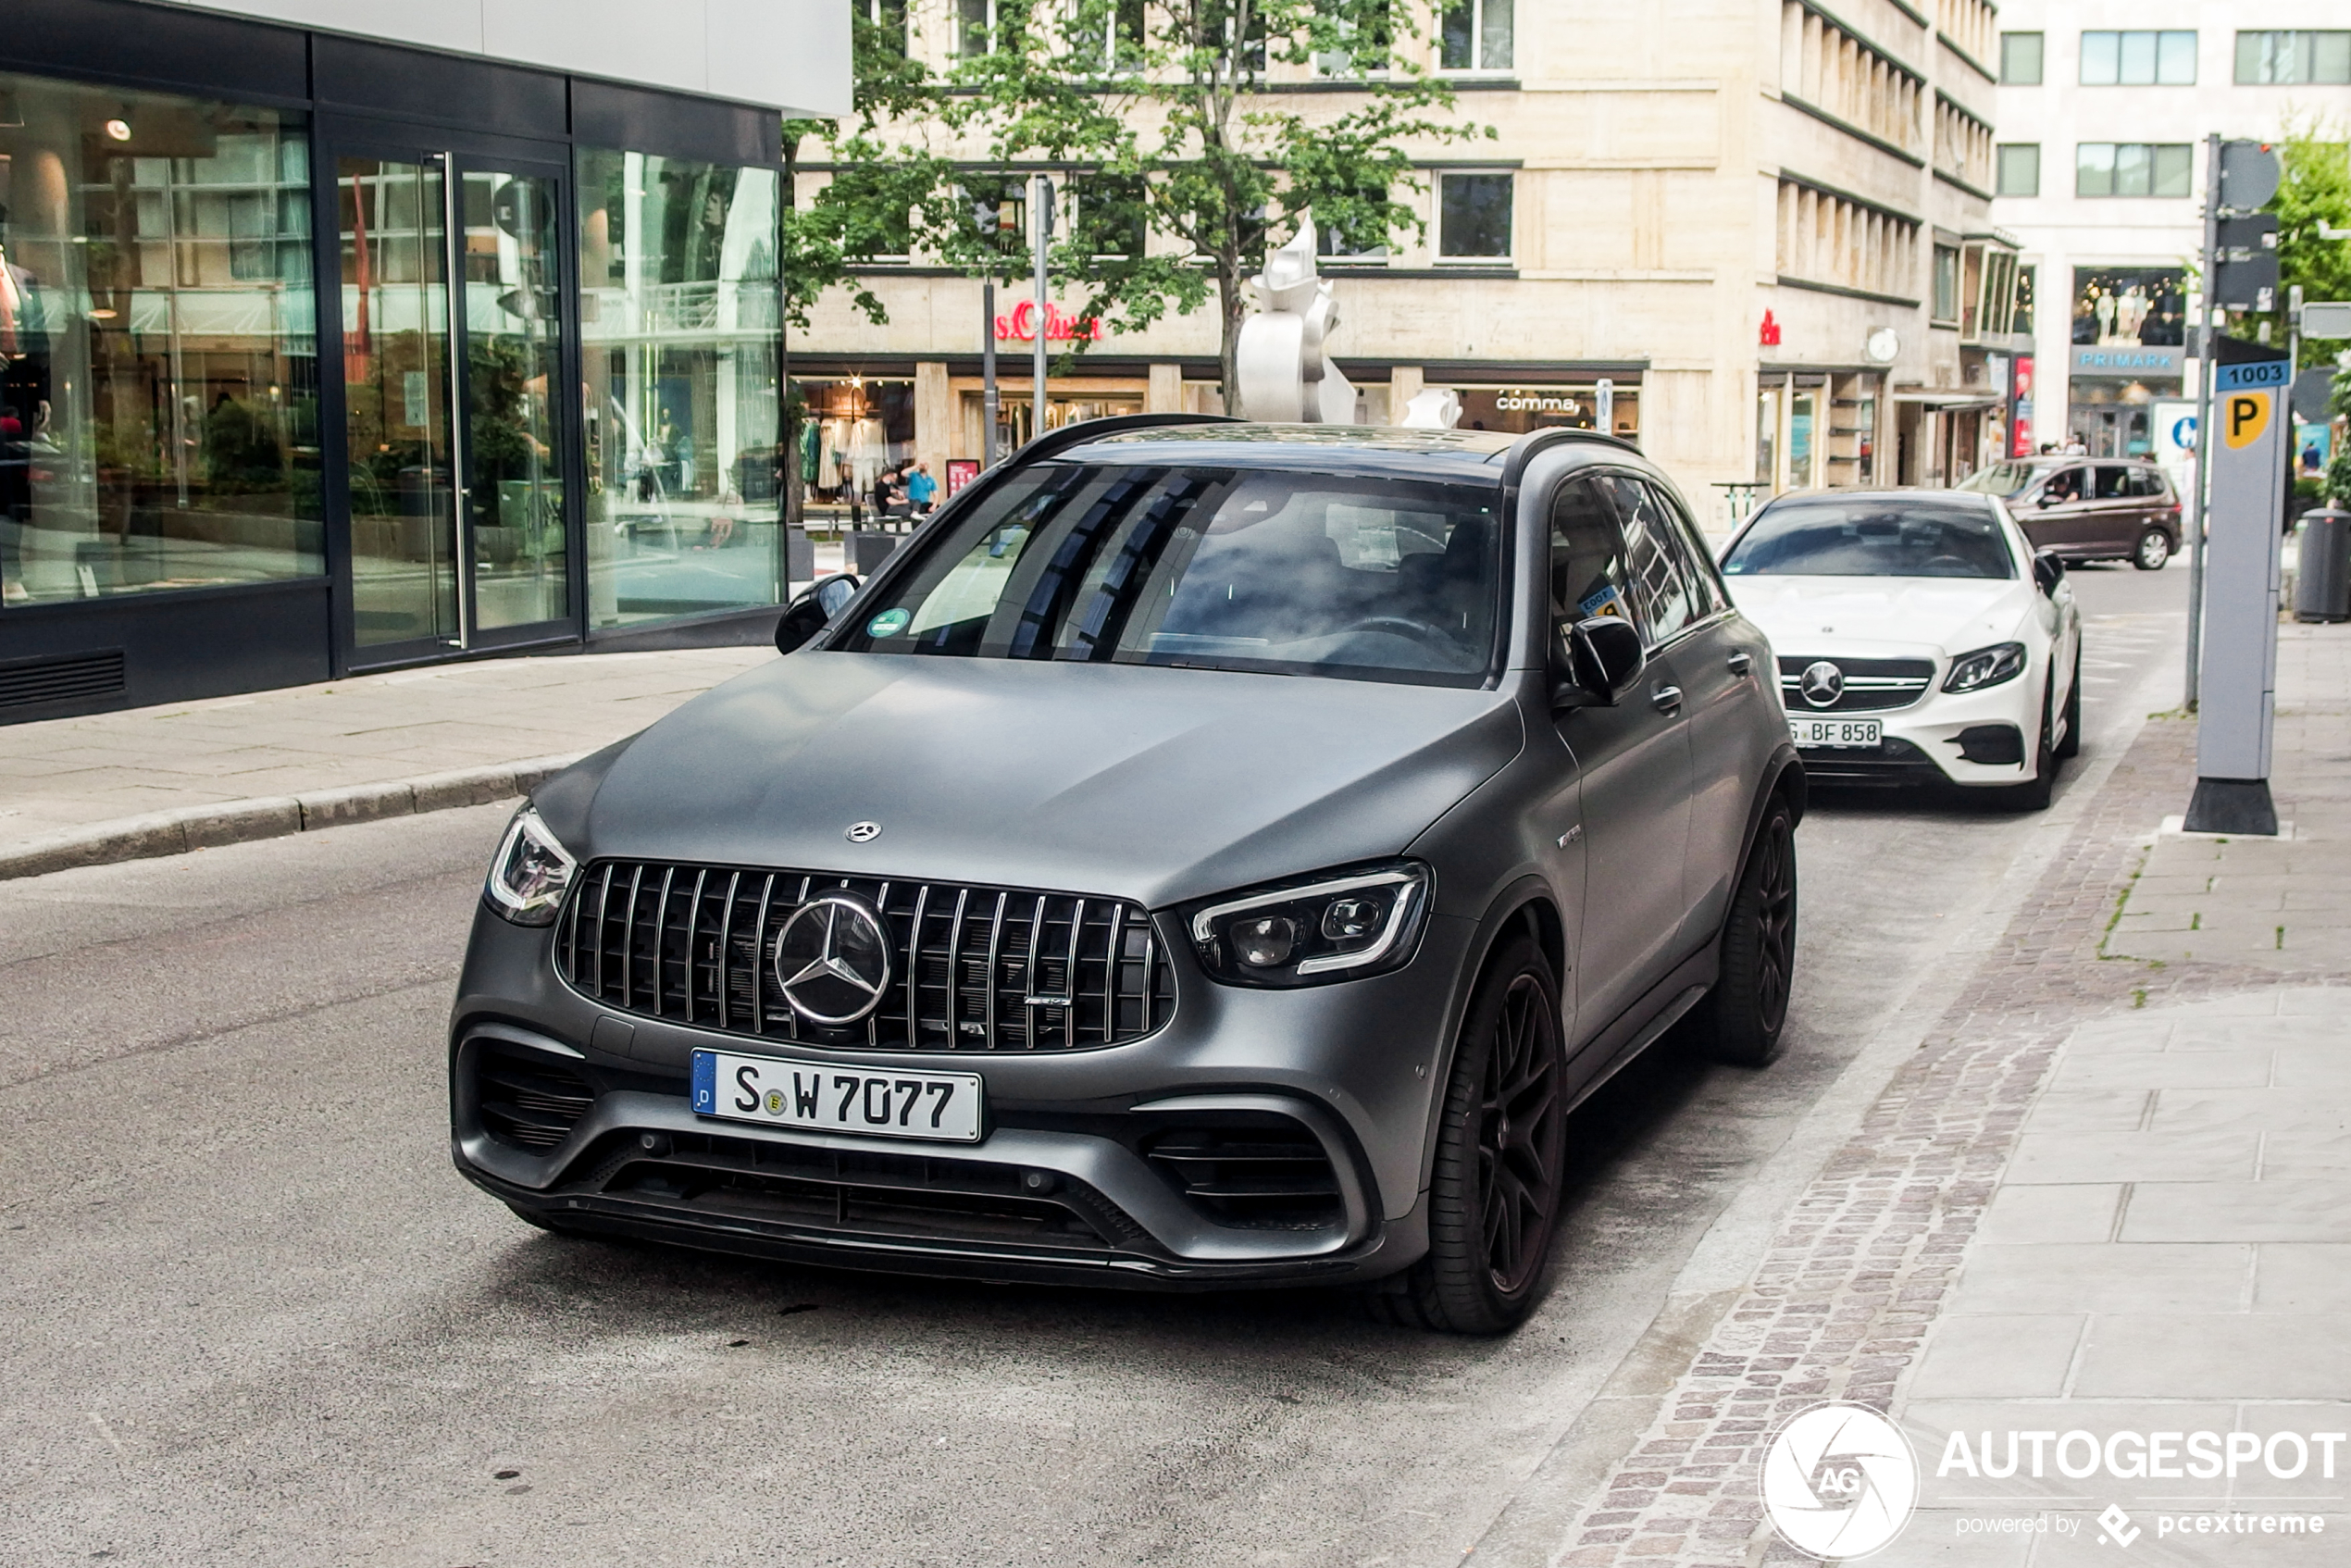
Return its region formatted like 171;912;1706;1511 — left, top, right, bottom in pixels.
867;608;911;638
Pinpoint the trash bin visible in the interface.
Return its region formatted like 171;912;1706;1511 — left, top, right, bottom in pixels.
852;529;899;576
2295;508;2351;623
786;526;815;586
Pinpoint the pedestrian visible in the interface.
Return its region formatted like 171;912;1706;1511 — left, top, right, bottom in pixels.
2062;434;2086;455
906;460;937;519
871;463;901;529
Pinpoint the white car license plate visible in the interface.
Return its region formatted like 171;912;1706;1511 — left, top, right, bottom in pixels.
690;1049;984;1143
1789;717;1883;749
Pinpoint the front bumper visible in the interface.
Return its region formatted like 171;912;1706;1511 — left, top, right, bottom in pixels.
1785;667;2045;790
449;898;1476;1288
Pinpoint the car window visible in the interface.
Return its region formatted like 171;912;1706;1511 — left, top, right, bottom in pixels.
1721;499;2017;579
1955;461;2038;498
832;461;1504;687
2130;467;2167;498
1598;475;1695;644
1647;481;1726;617
2039;466;2088;504
1549;477;1645;636
2093;465;2134;501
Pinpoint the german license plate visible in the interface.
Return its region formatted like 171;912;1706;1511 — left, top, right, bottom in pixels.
1789;717;1882;749
690;1049;984;1143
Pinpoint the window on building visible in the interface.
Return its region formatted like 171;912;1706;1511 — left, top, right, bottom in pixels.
1315;185;1392;260
865;0;908;56
1072;174;1148;259
1439;0;1513;70
1933;244;1959;324
2235;31;2351;84
958;0;1014;56
2013;265;2036;336
1996;143;2041;196
1075;0;1147;69
959;176;1032;258
1313;1;1393;76
578;148;785;630
2072;267;2186;346
1437;172;1514;260
2075;143;2195;197
0;71;321;609
2080;31;2198;84
2000;31;2045;84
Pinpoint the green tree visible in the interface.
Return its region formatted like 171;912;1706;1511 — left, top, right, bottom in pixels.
2258;121;2351;362
916;0;1491;404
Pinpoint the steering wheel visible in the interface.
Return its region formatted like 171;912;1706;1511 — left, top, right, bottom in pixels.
1338;615;1456;651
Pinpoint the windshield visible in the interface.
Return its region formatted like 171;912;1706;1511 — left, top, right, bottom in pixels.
1722;500;2016;579
1955;462;2041;498
827;462;1503;686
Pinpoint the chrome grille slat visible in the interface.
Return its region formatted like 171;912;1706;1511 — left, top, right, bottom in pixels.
559;862;1169;1054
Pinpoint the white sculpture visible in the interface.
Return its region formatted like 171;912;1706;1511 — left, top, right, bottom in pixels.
1233;214;1359;424
1399;388;1462;429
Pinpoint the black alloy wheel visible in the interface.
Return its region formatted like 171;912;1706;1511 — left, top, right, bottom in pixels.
2004;671;2059;812
1699;797;1797;1066
1365;935;1566;1335
2134;528;2172;571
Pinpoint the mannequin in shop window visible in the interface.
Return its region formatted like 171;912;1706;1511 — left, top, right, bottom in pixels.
0;204;53;604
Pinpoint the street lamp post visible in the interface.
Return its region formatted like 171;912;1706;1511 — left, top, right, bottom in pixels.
982;280;998;469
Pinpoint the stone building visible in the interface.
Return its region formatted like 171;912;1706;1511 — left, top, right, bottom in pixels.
790;0;2022;528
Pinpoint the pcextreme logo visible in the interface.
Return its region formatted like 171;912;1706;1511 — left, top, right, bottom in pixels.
1761;1402;1921;1559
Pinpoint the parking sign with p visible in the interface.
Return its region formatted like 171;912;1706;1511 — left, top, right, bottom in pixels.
2223;391;2271;450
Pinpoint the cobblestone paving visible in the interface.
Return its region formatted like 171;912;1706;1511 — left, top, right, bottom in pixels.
1557;694;2351;1568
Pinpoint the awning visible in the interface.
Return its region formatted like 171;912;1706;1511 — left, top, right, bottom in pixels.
1892;392;2002;411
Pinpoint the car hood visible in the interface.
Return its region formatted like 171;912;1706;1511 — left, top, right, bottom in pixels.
1723;575;2033;656
565;653;1525;909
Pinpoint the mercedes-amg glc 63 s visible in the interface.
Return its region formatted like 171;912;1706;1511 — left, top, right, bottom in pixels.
453;417;1805;1333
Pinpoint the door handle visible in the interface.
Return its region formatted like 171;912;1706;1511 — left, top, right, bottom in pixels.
1727;650;1752;677
1651;684;1684;714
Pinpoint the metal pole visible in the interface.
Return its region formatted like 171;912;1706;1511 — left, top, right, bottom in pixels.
1032;172;1051;448
982;280;999;469
2184;131;2221;713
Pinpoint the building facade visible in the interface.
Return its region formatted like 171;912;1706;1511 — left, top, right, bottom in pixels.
791;0;2023;528
0;0;848;722
1989;6;2351;464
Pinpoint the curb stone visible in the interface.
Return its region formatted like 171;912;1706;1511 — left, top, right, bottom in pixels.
0;753;581;882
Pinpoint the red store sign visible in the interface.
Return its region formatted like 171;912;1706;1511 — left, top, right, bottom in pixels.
996;300;1106;343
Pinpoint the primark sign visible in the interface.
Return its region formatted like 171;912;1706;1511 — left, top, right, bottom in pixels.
2071;345;2185;375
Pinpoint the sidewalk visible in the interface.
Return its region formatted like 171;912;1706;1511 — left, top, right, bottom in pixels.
0;645;771;879
1521;620;2351;1568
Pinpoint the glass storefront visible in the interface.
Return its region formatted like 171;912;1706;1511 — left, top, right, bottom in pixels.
578;149;783;629
2071;267;2185;347
1451;384;1640;440
801;376;914;512
0;73;319;607
957;389;1143;457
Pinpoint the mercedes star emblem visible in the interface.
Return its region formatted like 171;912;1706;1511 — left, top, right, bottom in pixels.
1798;660;1845;709
772;890;892;1026
844;820;882;843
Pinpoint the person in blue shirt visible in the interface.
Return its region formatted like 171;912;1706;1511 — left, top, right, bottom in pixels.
905;460;938;518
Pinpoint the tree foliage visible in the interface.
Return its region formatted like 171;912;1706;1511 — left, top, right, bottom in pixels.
914;0;1493;401
2261;120;2351;360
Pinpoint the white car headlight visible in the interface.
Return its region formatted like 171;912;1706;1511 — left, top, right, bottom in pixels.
486;806;578;926
1943;641;2026;694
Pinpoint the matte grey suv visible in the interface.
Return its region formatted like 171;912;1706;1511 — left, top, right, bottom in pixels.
452;417;1804;1333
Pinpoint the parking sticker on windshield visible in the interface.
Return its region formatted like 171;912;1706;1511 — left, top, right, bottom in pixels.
866;608;911;638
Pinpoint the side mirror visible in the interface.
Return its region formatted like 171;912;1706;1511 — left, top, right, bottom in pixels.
1552;615;1647;710
774;572;861;654
2032;549;2065;594
2034;490;2059;508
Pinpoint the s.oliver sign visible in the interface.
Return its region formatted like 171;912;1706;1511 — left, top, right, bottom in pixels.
996;301;1106;342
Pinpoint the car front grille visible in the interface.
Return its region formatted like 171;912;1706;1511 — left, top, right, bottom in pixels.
554;862;1175;1052
1778;655;1936;713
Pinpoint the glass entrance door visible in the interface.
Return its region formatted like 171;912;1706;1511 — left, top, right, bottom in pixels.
335;138;573;664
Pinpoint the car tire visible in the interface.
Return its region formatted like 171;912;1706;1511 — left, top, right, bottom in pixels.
1697;796;1797;1068
2133;529;2172;571
2004;677;2059;812
1364;935;1566;1335
2054;650;2083;761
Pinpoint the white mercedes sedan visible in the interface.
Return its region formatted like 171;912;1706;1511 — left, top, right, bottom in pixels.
1718;490;2083;809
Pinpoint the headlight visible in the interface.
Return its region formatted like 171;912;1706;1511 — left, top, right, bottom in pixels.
1184;862;1430;988
485;806;577;926
1943;641;2026;693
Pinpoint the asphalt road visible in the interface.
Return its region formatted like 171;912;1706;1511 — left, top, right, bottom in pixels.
0;563;2189;1568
